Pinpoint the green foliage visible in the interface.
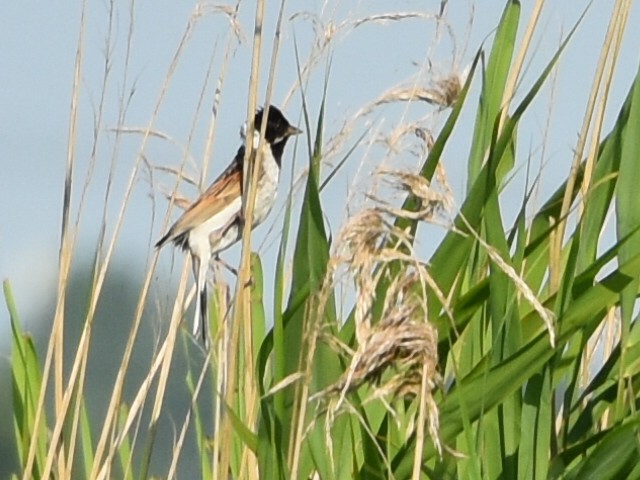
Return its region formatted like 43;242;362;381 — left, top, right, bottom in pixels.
6;280;47;479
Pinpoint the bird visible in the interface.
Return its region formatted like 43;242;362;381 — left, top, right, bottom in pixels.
155;105;302;346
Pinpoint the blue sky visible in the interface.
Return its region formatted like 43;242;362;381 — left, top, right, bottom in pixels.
1;0;639;352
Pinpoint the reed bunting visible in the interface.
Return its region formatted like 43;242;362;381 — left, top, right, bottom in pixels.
156;105;301;346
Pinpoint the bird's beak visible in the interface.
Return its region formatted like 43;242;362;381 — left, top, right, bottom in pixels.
287;125;303;137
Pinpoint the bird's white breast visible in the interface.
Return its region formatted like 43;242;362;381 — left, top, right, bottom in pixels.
254;142;280;222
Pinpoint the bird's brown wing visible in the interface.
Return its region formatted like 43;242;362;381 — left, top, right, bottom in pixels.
156;152;244;247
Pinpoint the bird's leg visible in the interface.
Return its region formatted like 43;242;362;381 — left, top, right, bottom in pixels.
211;255;252;291
212;255;239;277
237;207;247;233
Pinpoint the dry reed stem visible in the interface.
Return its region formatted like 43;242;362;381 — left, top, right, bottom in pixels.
211;280;231;477
157;4;243;221
156;164;199;186
64;334;89;476
227;0;289;475
576;0;630;205
24;1;87;478
124;14;245;475
580;0;630;205
148;268;190;428
186;37;220;191
59;124;192;479
59;0;118;471
90;13;199;477
219;0;279;474
553;1;628;292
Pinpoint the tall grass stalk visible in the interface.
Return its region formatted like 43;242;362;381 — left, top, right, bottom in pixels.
22;1;88;477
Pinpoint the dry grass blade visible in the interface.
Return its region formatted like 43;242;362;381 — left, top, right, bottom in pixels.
219;0;288;474
371;170;454;222
370;76;464;110
351;12;438;29
460;214;556;347
24;1;88;478
264;372;306;397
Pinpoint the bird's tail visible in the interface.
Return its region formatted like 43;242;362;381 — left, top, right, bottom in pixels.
155;229;172;249
192;255;210;348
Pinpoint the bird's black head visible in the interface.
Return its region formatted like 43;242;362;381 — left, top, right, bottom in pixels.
254;106;302;146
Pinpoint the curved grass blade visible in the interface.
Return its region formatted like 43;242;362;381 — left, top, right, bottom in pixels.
467;0;520;186
6;280;47;479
